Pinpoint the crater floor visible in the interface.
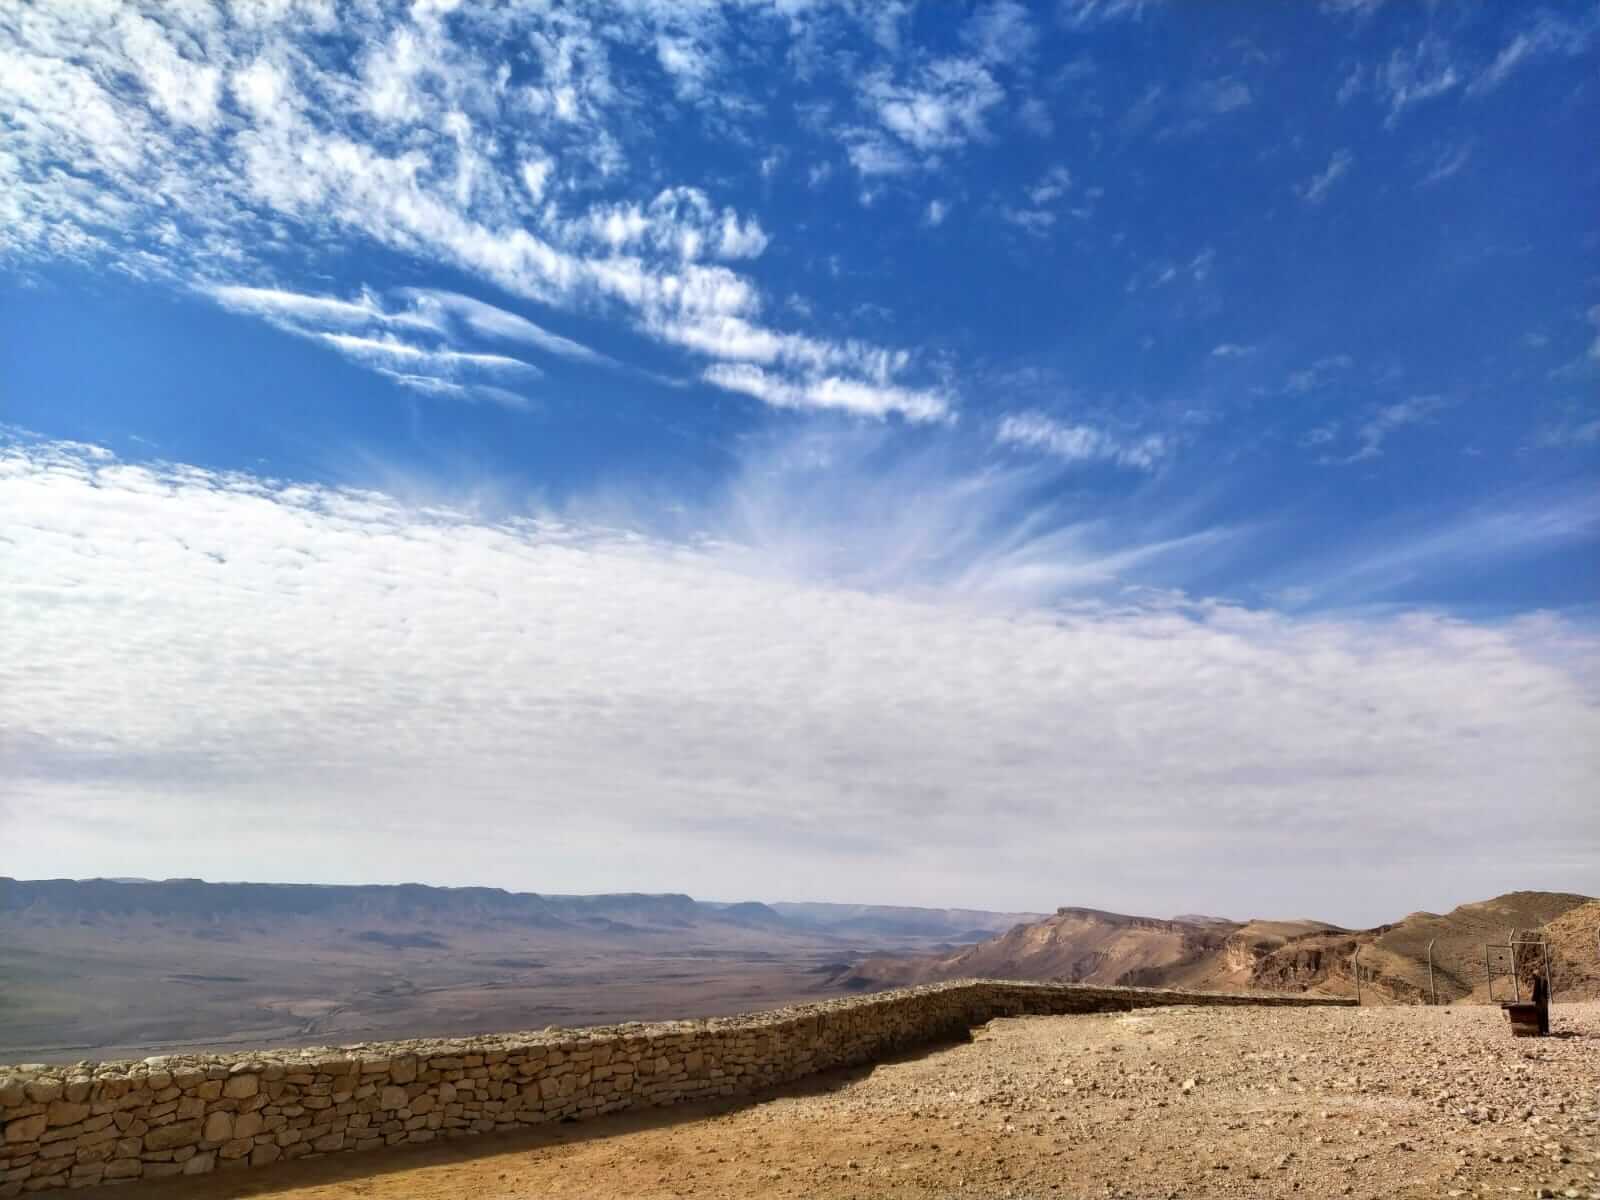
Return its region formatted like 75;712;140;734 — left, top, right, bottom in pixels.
120;1002;1599;1200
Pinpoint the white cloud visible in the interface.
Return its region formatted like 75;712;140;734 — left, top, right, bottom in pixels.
1300;422;1339;447
1469;11;1599;96
3;437;1594;918
1336;65;1364;105
201;283;542;404
1001;208;1057;237
1320;0;1387;20
703;363;950;423
1279;483;1600;606
1418;141;1472;187
520;157;553;202
856;57;1004;161
1058;0;1159;30
1380;36;1460;125
0;2;940;426
394;288;617;366
963;1;1037;63
716;211;770;260
1284;353;1353;394
315;332;534;377
1332;395;1450;463
1027;165;1073;207
1192;77;1252;115
995;412;1169;471
923;199;949;227
655;34;716;98
1210;343;1256;359
205;285;426;333
569;187;769;263
377;372;533;410
1298;150;1353;205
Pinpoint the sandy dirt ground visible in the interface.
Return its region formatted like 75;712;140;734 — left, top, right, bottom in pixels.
115;1002;1598;1200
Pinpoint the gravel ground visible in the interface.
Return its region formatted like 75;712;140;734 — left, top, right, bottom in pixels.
129;1002;1599;1200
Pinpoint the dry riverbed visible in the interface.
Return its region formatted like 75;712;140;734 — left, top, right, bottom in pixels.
117;1002;1599;1200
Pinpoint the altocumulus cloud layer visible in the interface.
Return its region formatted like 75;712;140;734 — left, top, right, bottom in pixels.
3;438;1596;923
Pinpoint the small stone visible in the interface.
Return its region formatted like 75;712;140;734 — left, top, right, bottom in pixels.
202;1112;234;1143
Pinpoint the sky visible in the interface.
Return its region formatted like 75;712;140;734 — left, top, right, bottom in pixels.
1;0;1597;926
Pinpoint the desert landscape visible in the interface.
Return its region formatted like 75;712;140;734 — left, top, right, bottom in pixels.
2;880;1596;1197
0;878;1045;1063
3;879;1596;1065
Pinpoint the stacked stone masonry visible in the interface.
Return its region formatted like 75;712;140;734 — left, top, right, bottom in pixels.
0;980;1352;1194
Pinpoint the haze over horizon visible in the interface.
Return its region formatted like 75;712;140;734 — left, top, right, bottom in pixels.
2;1;1597;928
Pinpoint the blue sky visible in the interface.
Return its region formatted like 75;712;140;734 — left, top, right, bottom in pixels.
1;1;1596;922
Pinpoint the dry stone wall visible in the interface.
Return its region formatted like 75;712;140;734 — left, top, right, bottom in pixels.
0;980;1351;1194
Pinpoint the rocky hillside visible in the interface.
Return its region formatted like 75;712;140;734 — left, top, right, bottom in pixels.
842;891;1598;1003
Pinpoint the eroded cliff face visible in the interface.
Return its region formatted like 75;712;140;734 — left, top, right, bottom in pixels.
845;892;1597;1003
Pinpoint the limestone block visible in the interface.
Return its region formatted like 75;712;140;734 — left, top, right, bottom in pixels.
3;1118;46;1146
142;1121;200;1152
222;1075;259;1100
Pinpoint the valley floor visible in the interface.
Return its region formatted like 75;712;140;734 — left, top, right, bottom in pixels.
116;1002;1598;1200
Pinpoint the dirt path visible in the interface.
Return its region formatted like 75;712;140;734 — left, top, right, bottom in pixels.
114;1003;1599;1200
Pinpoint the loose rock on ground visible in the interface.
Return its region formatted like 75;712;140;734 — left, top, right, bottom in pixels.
95;1001;1598;1200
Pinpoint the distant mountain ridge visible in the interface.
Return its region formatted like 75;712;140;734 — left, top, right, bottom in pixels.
0;878;1035;943
0;877;1050;1062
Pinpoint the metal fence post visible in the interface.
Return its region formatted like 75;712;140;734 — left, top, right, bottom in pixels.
1426;938;1437;1006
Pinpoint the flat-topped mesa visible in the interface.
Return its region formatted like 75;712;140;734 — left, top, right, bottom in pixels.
0;980;1351;1196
